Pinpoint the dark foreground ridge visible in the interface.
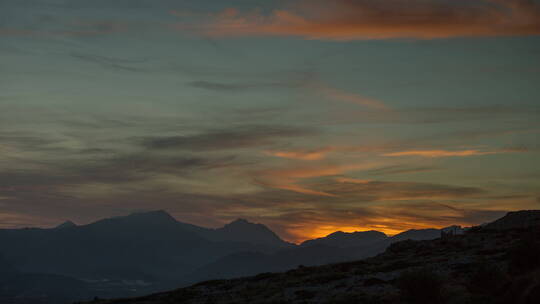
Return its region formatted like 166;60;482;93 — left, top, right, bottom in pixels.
85;210;540;304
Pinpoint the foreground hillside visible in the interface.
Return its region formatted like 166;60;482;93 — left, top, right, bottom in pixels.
86;211;540;304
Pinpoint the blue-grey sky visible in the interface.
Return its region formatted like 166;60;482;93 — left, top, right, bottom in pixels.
1;0;539;242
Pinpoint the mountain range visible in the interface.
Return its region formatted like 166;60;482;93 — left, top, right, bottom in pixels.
0;210;483;303
86;210;540;304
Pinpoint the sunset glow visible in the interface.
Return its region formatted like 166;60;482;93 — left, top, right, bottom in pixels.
1;0;539;243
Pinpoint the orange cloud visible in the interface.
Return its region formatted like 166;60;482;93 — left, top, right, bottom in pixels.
320;180;486;201
264;147;334;160
383;149;500;157
264;144;393;161
267;183;337;197
334;177;371;184
256;163;375;196
177;0;540;40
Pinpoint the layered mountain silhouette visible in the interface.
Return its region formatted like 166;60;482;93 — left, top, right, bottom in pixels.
55;220;77;229
0;252;90;304
87;210;540;304
1;210;534;304
301;230;387;248
208;218;292;249
0;211;291;283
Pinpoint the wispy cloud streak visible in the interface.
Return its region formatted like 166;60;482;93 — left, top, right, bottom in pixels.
383;148;523;158
176;0;540;40
264;147;333;160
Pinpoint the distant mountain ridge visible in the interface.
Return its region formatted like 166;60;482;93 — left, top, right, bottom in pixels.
299;225;464;251
0;209;524;304
204;218;294;249
301;230;387;248
55;220;77;229
0;210;297;303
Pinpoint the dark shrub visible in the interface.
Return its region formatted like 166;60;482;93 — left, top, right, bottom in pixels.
397;268;445;304
363;277;387;286
253;272;274;281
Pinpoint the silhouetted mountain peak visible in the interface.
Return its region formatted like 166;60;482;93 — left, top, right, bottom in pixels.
88;210;180;231
221;218;273;235
123;210;177;223
55;220;77;229
326;231;346;237
326;230;386;238
215;218;290;247
225;218;255;228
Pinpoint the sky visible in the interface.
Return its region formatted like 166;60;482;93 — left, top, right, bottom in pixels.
1;0;539;243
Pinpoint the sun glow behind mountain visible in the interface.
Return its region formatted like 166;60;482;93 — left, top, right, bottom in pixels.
0;0;539;245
